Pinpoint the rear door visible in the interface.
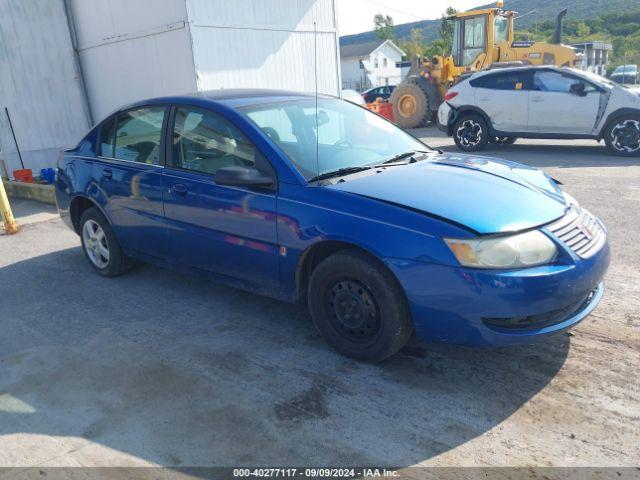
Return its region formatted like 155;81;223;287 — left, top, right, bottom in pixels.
96;106;169;258
162;105;280;291
472;70;532;132
529;69;601;134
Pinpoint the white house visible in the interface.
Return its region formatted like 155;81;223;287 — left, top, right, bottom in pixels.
0;0;340;176
340;39;406;91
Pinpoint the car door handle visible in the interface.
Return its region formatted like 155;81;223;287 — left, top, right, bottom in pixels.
531;96;544;103
102;168;112;179
171;183;188;196
479;96;490;102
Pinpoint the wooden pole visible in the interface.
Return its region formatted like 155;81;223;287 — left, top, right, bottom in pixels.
0;175;18;234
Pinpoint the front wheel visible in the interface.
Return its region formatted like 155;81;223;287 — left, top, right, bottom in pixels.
452;115;489;152
307;250;413;362
604;117;640;157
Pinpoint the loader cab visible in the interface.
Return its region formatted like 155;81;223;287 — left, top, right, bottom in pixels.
451;9;514;68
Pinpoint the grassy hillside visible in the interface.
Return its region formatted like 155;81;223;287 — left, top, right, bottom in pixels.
340;0;637;46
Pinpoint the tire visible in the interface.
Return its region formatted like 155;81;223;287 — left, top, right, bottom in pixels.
79;207;134;277
603;116;640;157
489;136;517;145
390;79;431;129
307;250;413;362
452;114;489;152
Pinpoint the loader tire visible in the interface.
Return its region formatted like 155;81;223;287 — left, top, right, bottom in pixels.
391;79;431;129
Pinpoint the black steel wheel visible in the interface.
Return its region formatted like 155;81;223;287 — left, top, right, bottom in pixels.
308;249;413;362
327;279;381;343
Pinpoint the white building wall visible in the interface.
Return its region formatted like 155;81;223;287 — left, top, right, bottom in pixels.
68;0;197;120
0;0;91;175
369;42;404;86
187;0;340;96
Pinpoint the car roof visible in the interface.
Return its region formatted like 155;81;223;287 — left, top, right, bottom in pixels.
120;88;330;113
471;65;563;79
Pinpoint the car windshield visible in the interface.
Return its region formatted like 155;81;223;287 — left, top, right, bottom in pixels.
240;97;430;181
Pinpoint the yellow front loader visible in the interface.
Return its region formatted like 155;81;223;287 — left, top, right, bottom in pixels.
390;1;579;128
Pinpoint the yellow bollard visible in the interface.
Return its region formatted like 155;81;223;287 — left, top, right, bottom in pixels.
0;176;18;234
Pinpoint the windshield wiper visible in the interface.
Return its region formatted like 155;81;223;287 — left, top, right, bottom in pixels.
380;151;419;165
373;150;434;167
307;166;373;183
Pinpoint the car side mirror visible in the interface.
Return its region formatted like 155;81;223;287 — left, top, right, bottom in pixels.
570;82;587;96
214;166;274;188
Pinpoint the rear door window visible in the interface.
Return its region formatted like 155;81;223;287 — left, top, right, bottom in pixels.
471;71;531;90
114;106;166;165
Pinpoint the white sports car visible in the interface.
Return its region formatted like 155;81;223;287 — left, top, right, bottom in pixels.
437;65;640;156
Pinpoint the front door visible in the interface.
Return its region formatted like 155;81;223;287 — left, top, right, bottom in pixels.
162;105;280;291
529;70;602;135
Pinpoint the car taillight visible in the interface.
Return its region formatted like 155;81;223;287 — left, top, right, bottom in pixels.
444;92;458;101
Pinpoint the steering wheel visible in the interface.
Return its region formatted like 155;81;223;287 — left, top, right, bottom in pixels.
333;139;353;148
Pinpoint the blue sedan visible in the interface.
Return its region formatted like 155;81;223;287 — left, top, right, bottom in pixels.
55;89;610;362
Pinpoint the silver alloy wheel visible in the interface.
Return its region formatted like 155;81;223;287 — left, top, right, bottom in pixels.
456;119;483;147
610;119;640;153
82;219;110;269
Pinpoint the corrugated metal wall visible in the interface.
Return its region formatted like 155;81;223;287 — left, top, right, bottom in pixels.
0;0;340;172
0;0;91;175
187;0;341;95
68;0;197;121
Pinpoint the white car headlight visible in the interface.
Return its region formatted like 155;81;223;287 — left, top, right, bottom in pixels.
444;230;557;269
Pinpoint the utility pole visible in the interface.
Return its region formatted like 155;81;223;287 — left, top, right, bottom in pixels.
0;175;18;234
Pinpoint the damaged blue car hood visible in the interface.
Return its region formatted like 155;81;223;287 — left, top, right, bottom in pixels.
327;153;568;234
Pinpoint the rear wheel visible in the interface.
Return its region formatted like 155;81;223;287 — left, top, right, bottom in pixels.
307;250;413;362
390;79;431;129
604;116;640;157
452;114;489;152
79;207;134;277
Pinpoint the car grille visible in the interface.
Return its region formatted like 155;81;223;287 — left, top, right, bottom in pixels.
546;207;606;259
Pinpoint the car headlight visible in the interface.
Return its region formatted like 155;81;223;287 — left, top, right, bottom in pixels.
444;230;557;269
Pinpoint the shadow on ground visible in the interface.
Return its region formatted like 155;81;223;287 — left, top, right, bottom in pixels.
0;248;570;466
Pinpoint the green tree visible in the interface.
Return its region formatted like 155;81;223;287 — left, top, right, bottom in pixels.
374;14;394;40
399;28;426;58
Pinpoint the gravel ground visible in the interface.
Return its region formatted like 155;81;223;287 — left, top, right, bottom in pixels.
0;130;638;472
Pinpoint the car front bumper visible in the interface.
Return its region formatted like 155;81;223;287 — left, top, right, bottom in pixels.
386;239;610;347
